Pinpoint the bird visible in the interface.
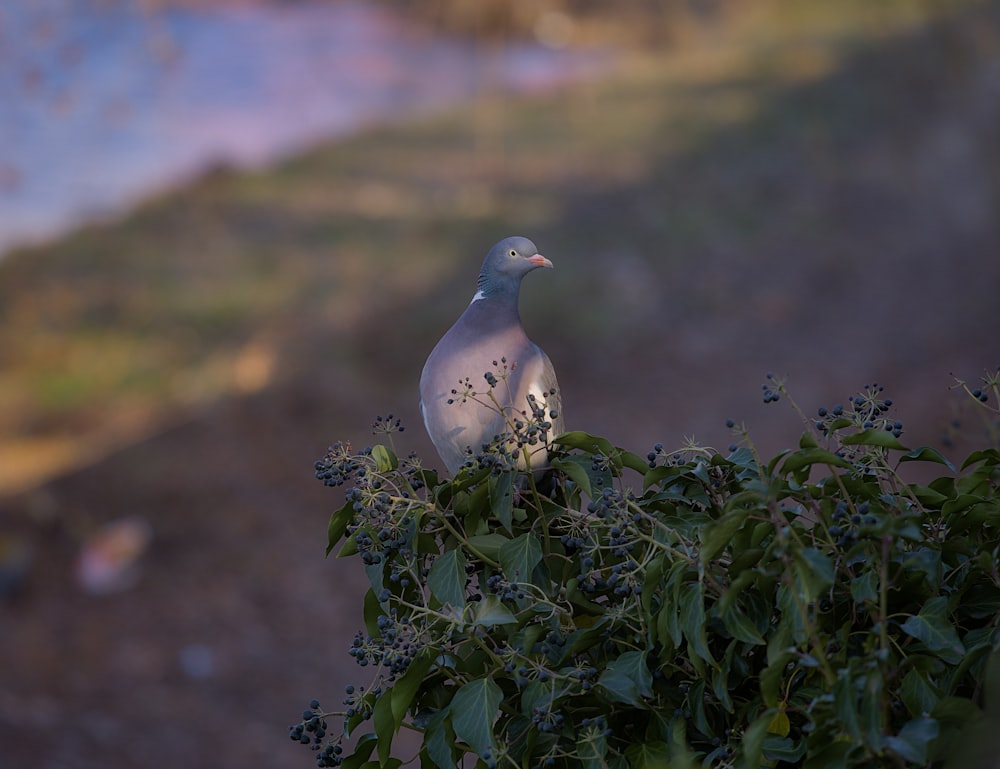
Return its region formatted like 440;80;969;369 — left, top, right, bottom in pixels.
420;236;563;476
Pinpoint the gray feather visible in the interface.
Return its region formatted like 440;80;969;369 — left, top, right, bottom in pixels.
419;237;563;475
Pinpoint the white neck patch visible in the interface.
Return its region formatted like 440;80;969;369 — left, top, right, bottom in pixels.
470;289;486;303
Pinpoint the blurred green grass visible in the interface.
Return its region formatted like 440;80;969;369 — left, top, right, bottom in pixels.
1;0;997;493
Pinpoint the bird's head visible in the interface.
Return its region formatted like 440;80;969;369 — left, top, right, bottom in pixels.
476;236;553;299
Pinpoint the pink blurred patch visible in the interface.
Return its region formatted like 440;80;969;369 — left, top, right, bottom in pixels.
75;517;153;595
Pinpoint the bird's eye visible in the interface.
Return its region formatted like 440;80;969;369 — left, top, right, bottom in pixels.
508;249;517;257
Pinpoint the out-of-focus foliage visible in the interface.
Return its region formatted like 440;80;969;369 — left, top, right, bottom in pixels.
2;0;996;494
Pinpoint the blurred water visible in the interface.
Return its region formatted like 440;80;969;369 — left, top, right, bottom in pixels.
0;0;607;257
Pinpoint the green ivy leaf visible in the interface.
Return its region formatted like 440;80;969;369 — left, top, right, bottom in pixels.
899;446;956;471
961;448;1000;470
373;686;396;765
640;555;664;615
427;549;467;609
340;734;378;769
679;582;715;666
901;669;939;717
488;471;515;533
550;456;593;497
767;598;795;664
959;584;1000;619
620;450;653;475
799;431;819;449
832;670;862;742
518;680;552;717
471;594;517;627
720;604;765;645
422;710;456;769
363;588;383;639
558;453;615;496
371;444;397;473
326;501;354;556
499;532;543;583
900;597;965;661
802;740;853;769
337;531;360;558
792;547;834;602
680;582;716;666
768;710;790;738
712;641;737;712
554;431;616;455
566;578;606;616
579;730;610;769
763;734;805;763
841;429;910;451
642;464;682;492
902;547;941;588
553;432;645;477
360;760;400;769
760;649;794;708
413;467;439;490
391;652;434;726
825;416;855;433
884;717;939;764
364;550;387;595
741;709;776;768
911;485;950;507
597;650;653;708
444;465;489;495
931;695;982;725
717;569;755;614
942;493;982;518
780;448;852;474
465;533;509;561
624;740;668;769
656;561;687;650
849;569;878;604
700;509;749;566
449;677;502;756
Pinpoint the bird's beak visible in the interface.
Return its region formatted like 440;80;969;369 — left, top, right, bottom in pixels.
528;254;553;269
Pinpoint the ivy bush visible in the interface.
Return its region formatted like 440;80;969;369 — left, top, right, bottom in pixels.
291;369;1000;769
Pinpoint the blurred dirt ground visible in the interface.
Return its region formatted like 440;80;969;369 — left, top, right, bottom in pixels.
2;2;1000;767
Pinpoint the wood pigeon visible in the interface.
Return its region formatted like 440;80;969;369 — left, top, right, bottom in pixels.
420;236;563;475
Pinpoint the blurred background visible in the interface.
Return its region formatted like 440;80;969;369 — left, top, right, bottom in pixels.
1;0;998;766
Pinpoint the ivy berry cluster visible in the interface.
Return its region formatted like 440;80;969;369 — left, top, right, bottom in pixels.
289;699;344;767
